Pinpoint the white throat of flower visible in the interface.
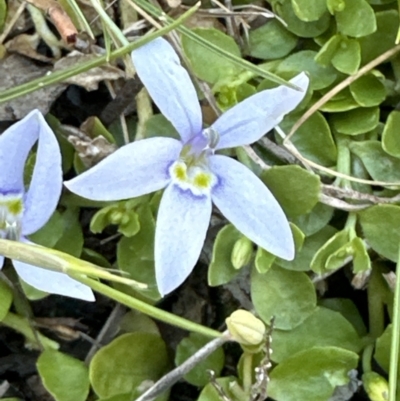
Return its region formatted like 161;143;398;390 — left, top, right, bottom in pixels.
0;194;24;240
170;128;219;196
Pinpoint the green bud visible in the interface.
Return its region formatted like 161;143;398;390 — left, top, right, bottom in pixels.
231;236;253;270
109;210;123;225
362;372;389;401
226;310;265;346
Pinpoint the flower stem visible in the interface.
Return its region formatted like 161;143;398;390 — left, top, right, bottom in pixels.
71;274;222;338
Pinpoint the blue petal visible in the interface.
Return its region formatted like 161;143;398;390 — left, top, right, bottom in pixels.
0;110;42;194
22;113;63;235
65;137;181;201
13;239;95;301
0;255;4;269
132;38;202;143
210;155;294;260
213;73;310;149
155;184;212;295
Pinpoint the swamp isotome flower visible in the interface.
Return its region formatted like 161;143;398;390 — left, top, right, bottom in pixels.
65;38;309;296
0;110;94;301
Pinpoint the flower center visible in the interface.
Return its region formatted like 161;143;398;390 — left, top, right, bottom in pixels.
0;193;24;240
170;160;215;196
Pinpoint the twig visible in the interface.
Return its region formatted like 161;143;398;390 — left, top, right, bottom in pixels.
135;333;231;401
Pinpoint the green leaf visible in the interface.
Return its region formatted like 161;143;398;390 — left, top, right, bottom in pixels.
351;237;371;273
292;203;334;236
182;28;241;84
314;34;342;66
37;350;89;401
375;324;392;372
350;140;400;182
331;37;361;74
251;265;317;330
350;73;386;107
330;107;380;135
382;110;400;158
273;0;331;38
197;377;239;401
175;333;225;386
310;229;350;274
269;347;358;401
89;333;169;398
0;280;12;321
319;87;359;112
359;205;400;262
54;207;84;257
272;307;363;363
29;211;64;248
277;226;337;272
255;247;275;274
208;224;242;286
277;50;337;90
247;19;298;60
144;114;179;140
359;10;398;64
320;298;367;337
335;0;376;38
291;0;327;21
279;112;337;166
261;165;321;218
118;310;160;336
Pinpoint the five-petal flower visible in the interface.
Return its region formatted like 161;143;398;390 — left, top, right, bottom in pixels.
0;110;94;301
65;38;310;296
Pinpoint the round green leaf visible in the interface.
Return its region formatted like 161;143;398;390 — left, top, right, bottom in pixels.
255;246;275;274
273;0;331;38
331;37;361;75
181;28;241;84
314;34;342;66
145;114;179;139
279;112;337;166
29;210;64;248
261;165;321;218
208;224;242;286
350;140;400;182
330;107;379;135
382;110;400;158
277;225;337;272
359;205;400;262
272;307;363;363
197;377;238;401
37;350;89;401
269;347;359;401
248;19;298;60
277;50;337;90
175;333;225;386
374;324;392;372
292;203;334;236
359;10;398;64
251;265;317;330
291;0;327;21
335;0;376;38
350;74;386;107
319;87;359;112
0;279;12;321
89;333;169;398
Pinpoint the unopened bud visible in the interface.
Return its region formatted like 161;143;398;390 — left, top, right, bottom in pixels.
231;237;253;270
109;210;123;225
226;310;265;346
362;372;389;401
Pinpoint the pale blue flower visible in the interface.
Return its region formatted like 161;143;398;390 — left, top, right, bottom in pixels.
0;110;94;301
65;38;309;296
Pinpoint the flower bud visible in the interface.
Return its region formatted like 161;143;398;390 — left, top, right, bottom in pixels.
226;310;265;346
362;372;389;401
109;210;123;225
231;237;253;270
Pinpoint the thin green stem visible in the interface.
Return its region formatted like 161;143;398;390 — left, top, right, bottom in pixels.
2;312;59;350
242;352;253;395
389;247;400;401
0;4;200;103
362;343;374;373
89;0;129;47
71;274;222;338
367;265;385;339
